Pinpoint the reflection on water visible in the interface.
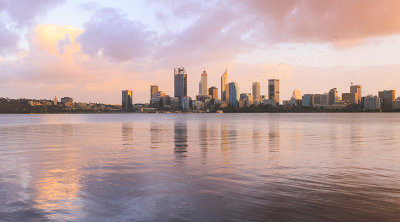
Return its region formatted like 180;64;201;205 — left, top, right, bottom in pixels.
174;119;188;158
1;113;400;221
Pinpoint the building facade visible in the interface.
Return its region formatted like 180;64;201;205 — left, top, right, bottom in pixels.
228;82;239;107
302;94;315;107
350;85;362;103
268;79;279;104
221;69;227;101
199;69;208;95
209;87;218;100
362;95;380;111
252;82;261;100
150;85;158;99
342;93;357;104
379;90;395;109
329;88;338;105
122;90;133;111
174;67;187;98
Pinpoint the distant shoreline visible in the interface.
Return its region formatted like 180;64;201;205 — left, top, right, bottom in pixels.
1;111;399;114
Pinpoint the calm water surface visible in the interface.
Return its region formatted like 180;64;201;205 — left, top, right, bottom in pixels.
0;113;400;221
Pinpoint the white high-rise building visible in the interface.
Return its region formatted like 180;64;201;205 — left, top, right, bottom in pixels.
252;82;261;100
199;69;208;95
363;95;380;111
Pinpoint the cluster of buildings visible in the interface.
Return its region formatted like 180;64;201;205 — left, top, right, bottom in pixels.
294;85;399;111
121;66;400;112
28;96;121;111
123;67;280;112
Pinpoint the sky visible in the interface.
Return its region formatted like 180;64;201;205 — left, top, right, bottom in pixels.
0;0;400;104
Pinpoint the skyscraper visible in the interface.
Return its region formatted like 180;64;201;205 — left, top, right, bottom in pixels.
174;67;187;98
221;69;227;101
252;82;261;100
228;82;239;107
150;85;158;99
199;69;208;95
268;79;279;104
379;90;395;109
209;87;218;99
350;85;362;103
329;88;338;105
122;90;133;111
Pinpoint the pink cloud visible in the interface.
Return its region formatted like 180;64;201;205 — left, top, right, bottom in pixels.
77;7;157;61
0;0;64;27
0;21;18;55
236;0;400;43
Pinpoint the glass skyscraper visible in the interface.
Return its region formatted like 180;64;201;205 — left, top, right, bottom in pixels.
174;67;187;98
228;82;239;107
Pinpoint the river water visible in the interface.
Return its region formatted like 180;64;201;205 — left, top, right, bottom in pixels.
0;113;400;221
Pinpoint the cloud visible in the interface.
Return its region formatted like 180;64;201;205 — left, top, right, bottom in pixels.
235;0;400;44
153;3;252;66
152;0;400;47
0;0;65;55
0;20;18;55
0;24;154;104
77;7;157;61
0;0;65;27
79;2;101;11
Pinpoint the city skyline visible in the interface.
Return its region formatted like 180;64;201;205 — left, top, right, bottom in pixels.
1;1;400;104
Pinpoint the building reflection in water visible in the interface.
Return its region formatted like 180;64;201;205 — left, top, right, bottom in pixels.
252;121;262;152
220;123;230;152
268;120;280;152
350;124;363;145
122;122;133;146
174;120;188;159
150;122;162;149
199;121;208;161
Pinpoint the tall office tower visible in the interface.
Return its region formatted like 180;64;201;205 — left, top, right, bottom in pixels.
122;90;133;110
379;90;395;109
174;67;187;98
350;85;362;103
228;82;239;107
268;79;279;104
221;69;227;101
292;89;302;100
199;69;208;95
209;86;218;99
199;81;202;95
329;88;338;105
252;82;261;100
150;85;158;99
